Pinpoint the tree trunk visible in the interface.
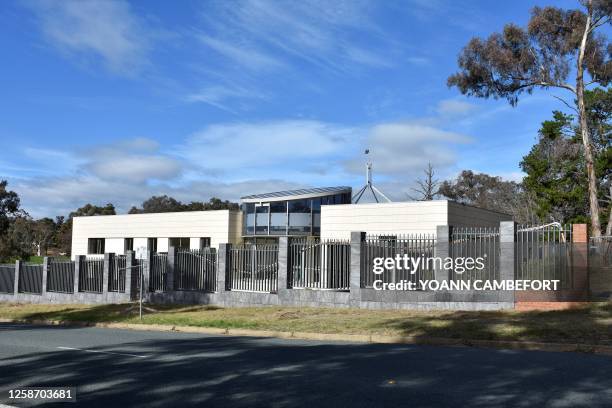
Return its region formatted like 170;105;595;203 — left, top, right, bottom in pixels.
577;2;602;238
606;186;612;236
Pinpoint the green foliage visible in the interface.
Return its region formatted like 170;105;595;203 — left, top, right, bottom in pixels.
129;195;239;214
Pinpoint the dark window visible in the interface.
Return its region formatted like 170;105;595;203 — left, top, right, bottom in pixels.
255;204;269;235
88;238;105;254
124;238;134;252
270;201;287;235
200;237;211;249
243;203;255;234
147;238;158;253
169;237;190;249
288;199;311;235
312;198;321;235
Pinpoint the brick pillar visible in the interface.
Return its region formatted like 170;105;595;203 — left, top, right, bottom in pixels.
166;246;176;291
42;257;49;295
434;225;451;283
349;231;366;305
277;237;289;294
13;260;21;295
125;250;134;299
499;221;516;303
217;244;229;293
74;256;84;293
103;253;112;296
571;224;589;294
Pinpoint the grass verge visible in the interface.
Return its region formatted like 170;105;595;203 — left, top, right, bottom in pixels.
0;302;611;346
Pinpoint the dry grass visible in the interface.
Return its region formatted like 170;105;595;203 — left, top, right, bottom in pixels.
0;302;611;345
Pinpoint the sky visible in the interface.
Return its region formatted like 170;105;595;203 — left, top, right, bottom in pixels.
0;0;582;218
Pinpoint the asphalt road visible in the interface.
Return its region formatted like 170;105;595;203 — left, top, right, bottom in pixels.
0;323;611;408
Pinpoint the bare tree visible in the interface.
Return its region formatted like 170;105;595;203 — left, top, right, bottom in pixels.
409;163;440;201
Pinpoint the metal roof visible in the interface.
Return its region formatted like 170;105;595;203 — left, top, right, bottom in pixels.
241;186;352;203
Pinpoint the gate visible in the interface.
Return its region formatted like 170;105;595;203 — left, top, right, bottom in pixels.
290;238;350;290
228;244;277;293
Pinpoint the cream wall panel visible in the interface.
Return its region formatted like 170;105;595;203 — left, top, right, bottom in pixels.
133;238;148;252
157;238;169;253
105;238;124;255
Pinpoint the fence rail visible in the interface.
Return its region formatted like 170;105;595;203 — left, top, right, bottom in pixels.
515;224;572;287
47;259;75;293
450;227;500;283
149;253;168;292
361;234;435;288
290;238;350;290
79;258;104;293
18;263;43;294
108;255;127;293
175;248;217;292
228;244;278;293
0;264;15;293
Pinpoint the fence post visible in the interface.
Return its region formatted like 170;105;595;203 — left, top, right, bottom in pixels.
571;224;589;292
42;257;49;296
74;255;84;293
125;250;134;299
278;237;289;296
499;221;516;304
144;250;153;295
435;225;452;283
103;253;112;297
217;244;229;293
349;231;365;305
13;260;21;295
167;246;176;291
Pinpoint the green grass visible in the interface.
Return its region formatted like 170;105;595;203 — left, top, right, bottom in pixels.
0;302;611;345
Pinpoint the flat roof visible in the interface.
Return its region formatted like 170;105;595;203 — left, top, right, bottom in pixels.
241;186;351;203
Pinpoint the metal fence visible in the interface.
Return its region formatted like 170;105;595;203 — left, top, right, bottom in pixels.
515;224;572;287
108;255;127;293
590;236;612;269
130;258;146;300
450;227;500;283
18;263;43;294
47;259;75;293
175;248;217;292
149;253;168;292
79;257;104;293
228;244;278;293
0;264;15;293
289;238;351;290
361;234;435;288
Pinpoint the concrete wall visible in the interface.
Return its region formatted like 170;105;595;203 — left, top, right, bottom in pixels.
320;201;511;240
71;210;242;258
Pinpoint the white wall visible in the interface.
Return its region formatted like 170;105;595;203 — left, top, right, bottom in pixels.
320;200;512;240
72;210;242;259
320;201;448;240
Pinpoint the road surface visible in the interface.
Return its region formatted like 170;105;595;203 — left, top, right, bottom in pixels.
0;322;611;407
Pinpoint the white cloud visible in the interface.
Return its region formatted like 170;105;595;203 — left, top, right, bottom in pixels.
436;99;478;117
185;85;269;112
26;0;151;74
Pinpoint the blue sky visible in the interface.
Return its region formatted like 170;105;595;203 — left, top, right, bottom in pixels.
0;0;580;217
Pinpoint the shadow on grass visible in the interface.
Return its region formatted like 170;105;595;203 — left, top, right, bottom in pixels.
370;302;612;345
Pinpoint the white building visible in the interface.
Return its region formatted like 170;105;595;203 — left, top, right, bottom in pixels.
71;187;511;258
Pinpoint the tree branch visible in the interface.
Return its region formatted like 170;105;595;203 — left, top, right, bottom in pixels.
551;95;579;113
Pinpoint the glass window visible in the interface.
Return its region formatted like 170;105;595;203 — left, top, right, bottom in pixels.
270;201;287;235
200;237;211;249
148;238;158;253
312;198;321;235
255;205;269;235
288;199;311;235
88;238;105;254
124;238;134;252
243;203;255;234
169;237;190;249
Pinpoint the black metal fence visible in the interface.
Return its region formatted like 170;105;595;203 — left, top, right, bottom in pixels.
79;257;104;293
361;234;435;288
515;224;572;287
175;248;217;292
131;258;146;300
450;227;500;283
290;238;350;290
0;264;15;293
108;255;126;292
18;263;43;294
228;244;278;293
47;259;74;293
149;253;167;292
